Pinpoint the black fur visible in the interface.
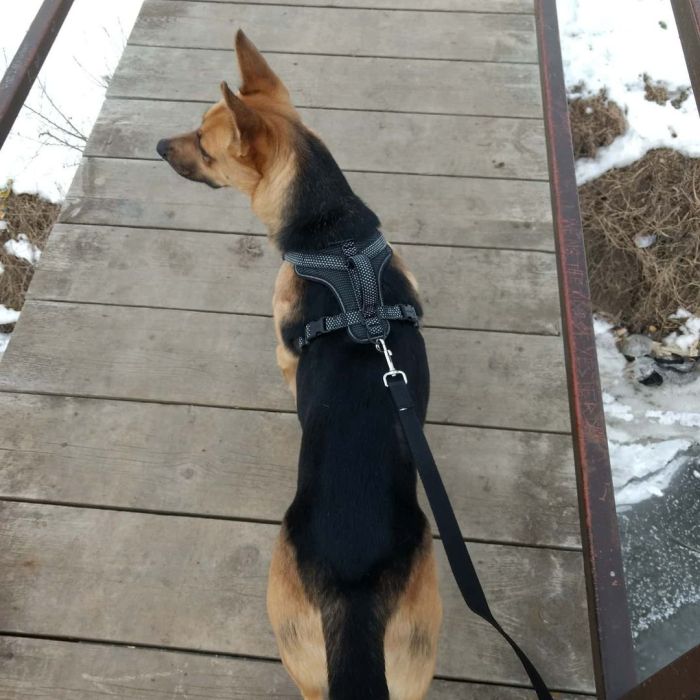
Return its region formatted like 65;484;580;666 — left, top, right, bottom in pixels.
278;126;431;699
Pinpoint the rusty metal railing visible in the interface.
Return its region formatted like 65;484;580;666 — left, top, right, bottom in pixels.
534;1;638;697
672;0;700;113
535;1;700;699
0;0;75;149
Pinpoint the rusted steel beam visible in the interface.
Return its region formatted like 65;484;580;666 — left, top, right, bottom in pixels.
534;2;637;698
620;644;700;700
672;0;700;113
0;0;75;149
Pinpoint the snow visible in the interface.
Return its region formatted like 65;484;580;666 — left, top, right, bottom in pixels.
558;0;700;183
4;234;41;265
645;410;700;429
595;317;700;507
662;311;700;355
609;438;692;506
0;0;144;202
0;304;20;325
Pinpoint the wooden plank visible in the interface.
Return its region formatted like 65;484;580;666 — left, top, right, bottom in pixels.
159;0;535;13
0;503;594;691
29;225;561;335
0;393;580;548
61;158;555;252
0;637;590;700
110;45;543;118
131;1;538;63
86;100;548;181
0;301;571;433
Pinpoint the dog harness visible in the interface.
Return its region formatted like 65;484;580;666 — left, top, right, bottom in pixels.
283;233;419;349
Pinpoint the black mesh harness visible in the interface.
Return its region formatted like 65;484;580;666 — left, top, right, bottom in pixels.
283;233;418;349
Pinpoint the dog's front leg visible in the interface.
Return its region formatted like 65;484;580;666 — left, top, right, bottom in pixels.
272;262;302;398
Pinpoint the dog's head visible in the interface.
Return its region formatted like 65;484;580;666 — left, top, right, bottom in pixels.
157;30;301;227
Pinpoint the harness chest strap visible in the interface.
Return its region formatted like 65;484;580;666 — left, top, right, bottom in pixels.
283;233;419;349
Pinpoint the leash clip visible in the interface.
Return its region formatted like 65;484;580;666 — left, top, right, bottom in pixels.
375;339;407;386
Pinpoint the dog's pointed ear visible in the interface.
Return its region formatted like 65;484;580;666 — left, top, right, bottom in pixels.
235;29;289;100
220;81;262;155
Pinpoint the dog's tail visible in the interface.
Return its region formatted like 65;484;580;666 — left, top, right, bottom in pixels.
323;588;389;700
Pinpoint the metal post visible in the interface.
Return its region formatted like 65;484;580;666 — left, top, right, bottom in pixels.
0;0;75;149
671;1;700;113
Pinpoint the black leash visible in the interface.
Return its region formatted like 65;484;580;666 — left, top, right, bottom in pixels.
376;339;554;700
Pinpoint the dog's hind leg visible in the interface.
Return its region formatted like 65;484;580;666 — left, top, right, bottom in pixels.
384;532;442;700
268;529;328;699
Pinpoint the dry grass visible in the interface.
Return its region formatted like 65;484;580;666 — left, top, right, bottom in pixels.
568;90;627;159
0;187;60;332
643;74;690;109
579;149;700;335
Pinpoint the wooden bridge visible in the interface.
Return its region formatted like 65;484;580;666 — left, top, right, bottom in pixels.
0;1;595;697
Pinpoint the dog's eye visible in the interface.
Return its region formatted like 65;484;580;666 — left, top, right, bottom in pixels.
196;132;214;163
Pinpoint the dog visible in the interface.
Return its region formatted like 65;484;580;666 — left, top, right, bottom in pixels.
157;30;442;700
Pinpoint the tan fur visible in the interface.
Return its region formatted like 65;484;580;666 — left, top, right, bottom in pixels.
384;533;442;700
391;251;420;294
268;529;328;699
268;528;442;700
272;262;303;397
159;31;302;238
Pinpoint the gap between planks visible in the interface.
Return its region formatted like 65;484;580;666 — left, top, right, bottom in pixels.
26;297;561;339
0;633;592;698
104;95;545;122
126;43;540;66
0;389;573;438
154;1;536;16
54;217;556;256
0;496;582;553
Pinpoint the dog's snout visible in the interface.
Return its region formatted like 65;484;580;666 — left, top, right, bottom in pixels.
156;138;170;160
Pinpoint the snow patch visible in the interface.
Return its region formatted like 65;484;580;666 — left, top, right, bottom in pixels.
645;410;700;429
595;317;699;507
559;0;700;183
4;234;41;265
663;312;700;355
610;438;692;506
0;305;20;325
602;392;634;422
0;332;11;356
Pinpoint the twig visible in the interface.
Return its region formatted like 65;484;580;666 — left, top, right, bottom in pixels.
22;104;86;143
72;56;109;90
36;78;87;142
38;130;84;152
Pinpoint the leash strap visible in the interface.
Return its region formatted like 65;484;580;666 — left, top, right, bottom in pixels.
380;345;553;699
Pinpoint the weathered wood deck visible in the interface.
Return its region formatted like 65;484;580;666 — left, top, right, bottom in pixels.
0;1;594;697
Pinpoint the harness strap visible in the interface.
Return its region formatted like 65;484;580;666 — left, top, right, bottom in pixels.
385;374;554;700
284;233;388;269
301;304;418;348
285;233;418;348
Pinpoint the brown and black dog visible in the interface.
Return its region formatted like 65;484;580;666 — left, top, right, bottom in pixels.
157;31;442;700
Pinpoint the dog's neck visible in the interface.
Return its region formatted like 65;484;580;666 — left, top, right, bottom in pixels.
266;128;380;254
